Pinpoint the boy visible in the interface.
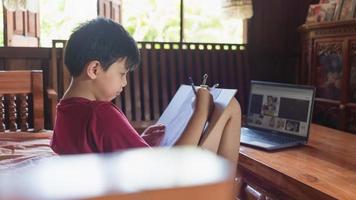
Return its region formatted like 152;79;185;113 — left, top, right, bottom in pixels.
50;17;151;154
50;17;213;154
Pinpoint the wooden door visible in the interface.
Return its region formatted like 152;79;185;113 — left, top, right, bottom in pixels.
97;0;122;23
3;6;40;47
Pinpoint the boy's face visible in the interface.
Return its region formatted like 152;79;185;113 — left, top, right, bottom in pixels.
94;59;128;101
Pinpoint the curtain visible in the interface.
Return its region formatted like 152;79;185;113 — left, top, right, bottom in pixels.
222;0;253;19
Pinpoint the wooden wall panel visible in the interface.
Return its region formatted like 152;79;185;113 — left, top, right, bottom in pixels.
123;42;249;129
0;42;249;131
4;8;40;47
248;0;318;83
97;0;122;23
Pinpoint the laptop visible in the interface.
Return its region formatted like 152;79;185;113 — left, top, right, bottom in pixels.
241;81;315;151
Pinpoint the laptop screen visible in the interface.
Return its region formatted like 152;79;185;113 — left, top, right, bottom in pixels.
247;81;315;138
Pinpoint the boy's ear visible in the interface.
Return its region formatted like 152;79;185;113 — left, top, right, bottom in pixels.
86;60;102;79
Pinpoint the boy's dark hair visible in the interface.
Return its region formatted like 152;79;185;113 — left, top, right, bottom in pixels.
64;17;140;77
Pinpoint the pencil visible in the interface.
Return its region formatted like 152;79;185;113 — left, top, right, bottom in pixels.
188;77;197;95
211;83;219;90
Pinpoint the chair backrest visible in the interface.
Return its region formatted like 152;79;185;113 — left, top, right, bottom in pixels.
0;70;44;132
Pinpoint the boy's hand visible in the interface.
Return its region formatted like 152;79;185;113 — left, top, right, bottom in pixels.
194;87;214;117
141;123;165;146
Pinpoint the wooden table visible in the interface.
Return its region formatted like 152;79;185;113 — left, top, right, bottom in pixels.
238;124;356;200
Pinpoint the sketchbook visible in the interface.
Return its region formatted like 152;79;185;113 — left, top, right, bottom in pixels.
158;84;237;146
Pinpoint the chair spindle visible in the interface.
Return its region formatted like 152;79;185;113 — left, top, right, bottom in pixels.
8;94;17;131
19;94;29;131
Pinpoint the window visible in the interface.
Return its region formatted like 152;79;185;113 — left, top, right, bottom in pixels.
1;0;245;47
183;0;243;44
40;0;97;47
123;0;244;43
122;0;181;42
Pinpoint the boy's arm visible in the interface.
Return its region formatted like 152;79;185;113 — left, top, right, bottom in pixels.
174;87;213;146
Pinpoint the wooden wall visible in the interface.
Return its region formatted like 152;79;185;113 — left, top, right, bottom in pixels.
0;43;249;130
0;0;320;130
248;0;319;83
120;42;249;129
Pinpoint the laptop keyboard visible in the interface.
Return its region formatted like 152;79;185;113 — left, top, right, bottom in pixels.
242;128;298;144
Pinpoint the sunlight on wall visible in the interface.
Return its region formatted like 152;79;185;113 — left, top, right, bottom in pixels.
40;0;97;47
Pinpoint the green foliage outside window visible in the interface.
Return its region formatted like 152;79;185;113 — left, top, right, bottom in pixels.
123;0;243;43
122;0;181;42
40;0;96;47
0;0;243;47
183;0;243;44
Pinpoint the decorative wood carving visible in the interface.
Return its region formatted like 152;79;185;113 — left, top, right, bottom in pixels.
316;42;342;55
19;94;28;131
314;27;356;36
315;42;343;100
299;20;356;133
299;20;356;38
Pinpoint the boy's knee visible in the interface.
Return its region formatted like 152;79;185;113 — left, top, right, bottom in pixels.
229;98;241;115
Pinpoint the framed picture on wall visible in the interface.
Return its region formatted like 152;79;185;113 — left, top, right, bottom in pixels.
338;0;356;20
306;5;320;23
306;3;337;23
320;0;343;20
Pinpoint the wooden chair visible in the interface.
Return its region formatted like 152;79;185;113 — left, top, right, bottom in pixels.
0;70;47;133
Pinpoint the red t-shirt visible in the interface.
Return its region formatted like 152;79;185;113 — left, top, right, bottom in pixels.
51;97;149;154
